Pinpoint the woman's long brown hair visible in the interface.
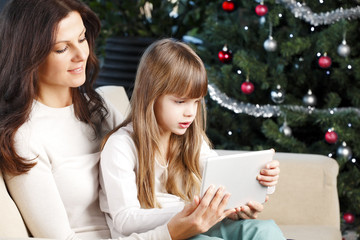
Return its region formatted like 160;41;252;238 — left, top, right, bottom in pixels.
103;38;211;208
0;0;107;176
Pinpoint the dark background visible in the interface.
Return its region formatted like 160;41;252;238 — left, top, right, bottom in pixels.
0;0;8;10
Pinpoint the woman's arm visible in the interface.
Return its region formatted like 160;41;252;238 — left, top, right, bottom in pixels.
5;131;76;239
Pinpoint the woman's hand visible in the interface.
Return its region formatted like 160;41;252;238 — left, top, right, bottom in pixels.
167;185;235;240
227;198;267;220
257;160;280;187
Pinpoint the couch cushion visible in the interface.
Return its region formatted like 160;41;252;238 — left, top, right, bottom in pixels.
279;225;342;240
259;152;340;229
96;85;130;117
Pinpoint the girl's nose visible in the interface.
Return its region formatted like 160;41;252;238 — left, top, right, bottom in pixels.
184;104;197;117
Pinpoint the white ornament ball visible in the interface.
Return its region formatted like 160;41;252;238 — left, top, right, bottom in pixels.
264;36;277;52
337;40;350;58
302;89;317;106
337;142;353;160
279;123;292;137
270;85;285;104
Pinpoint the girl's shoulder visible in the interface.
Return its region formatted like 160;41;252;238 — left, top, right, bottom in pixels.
101;123;138;166
104;124;135;150
111;123;133;138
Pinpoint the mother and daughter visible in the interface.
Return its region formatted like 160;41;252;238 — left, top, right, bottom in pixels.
0;0;284;239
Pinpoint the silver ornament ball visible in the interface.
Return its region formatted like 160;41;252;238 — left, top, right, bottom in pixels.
264;36;277;52
337;40;350;58
279;123;292;137
270;85;285;104
337;142;352;160
302;89;317;106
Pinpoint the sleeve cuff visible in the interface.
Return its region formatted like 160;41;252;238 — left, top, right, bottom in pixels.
267;186;276;194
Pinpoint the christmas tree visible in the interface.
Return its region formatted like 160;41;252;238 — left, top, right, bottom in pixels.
85;0;360;235
191;0;360;234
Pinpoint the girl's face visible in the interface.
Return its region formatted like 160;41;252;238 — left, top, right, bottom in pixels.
154;94;201;137
37;11;89;92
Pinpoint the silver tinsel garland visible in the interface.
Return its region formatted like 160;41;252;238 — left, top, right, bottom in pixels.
208;83;360;118
276;0;360;26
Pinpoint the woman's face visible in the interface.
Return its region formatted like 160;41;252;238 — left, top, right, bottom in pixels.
38;11;89;92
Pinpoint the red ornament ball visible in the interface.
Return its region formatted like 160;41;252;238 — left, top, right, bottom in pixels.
255;4;268;16
318;56;332;68
325;130;338;144
218;48;232;63
222;0;235;12
343;212;355;224
241;81;255;94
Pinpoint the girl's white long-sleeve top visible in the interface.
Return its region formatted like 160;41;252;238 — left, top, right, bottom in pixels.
99;124;218;239
5;100;170;240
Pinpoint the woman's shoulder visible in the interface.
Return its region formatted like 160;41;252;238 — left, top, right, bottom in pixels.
14;102;43;142
14;120;33;146
13;113;46;163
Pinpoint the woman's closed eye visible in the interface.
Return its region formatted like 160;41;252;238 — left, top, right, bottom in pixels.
56;46;68;54
79;36;87;43
55;36;87;54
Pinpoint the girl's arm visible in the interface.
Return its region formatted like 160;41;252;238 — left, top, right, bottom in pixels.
110;187;235;240
167;187;235;240
100;130;185;237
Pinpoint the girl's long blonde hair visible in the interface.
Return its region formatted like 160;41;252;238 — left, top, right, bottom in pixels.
104;38;211;208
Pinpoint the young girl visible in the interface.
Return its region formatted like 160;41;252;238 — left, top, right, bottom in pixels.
100;38;285;239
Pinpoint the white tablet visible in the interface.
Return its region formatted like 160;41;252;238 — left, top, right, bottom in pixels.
200;149;275;209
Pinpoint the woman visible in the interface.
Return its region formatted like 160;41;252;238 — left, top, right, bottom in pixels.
0;0;122;239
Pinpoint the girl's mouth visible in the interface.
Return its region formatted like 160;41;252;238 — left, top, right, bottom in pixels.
179;122;191;129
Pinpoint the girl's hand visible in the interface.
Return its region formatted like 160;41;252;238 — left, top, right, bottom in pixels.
167;185;235;240
227;198;267;220
257;160;280;187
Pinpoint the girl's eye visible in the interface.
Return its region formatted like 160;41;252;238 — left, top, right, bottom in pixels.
175;100;184;104
55;46;68;54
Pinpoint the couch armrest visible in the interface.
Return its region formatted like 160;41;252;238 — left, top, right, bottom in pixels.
96;85;130;117
0;171;29;237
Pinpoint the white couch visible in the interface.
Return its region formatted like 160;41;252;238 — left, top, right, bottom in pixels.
0;86;342;240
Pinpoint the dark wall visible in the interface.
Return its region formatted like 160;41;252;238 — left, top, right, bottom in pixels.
0;0;9;11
